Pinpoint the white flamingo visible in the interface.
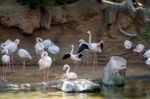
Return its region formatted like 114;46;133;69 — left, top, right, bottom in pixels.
145;58;150;65
0;39;13;49
124;40;132;61
143;49;150;59
133;44;145;64
62;45;83;71
1;49;10;81
38;51;52;82
77;31;104;72
133;44;145;54
36;37;53;50
63;64;78;80
48;43;60;67
1;39;20;72
48;43;60;55
34;41;44;59
17;49;32;73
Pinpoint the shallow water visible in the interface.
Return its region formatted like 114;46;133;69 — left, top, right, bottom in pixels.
0;79;150;99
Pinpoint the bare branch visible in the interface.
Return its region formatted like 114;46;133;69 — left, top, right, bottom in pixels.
118;24;137;37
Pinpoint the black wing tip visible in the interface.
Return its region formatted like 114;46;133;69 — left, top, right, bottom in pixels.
79;54;83;58
62;53;70;60
77;43;89;53
100;41;104;49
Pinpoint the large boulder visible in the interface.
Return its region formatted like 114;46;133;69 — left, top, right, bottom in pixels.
56;79;100;93
102;56;126;87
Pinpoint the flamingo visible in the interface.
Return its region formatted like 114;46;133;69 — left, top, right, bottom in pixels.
63;64;78;80
133;44;145;64
0;39;13;49
62;45;83;71
34;42;44;60
17;49;32;73
36;37;53;50
38;51;52;82
48;42;60;55
1;49;10;81
124;40;132;61
77;31;104;72
143;49;150;59
48;42;60;66
145;58;150;65
1;39;20;72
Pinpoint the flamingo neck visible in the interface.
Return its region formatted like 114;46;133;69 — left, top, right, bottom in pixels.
15;39;20;45
66;65;70;74
88;32;92;44
36;37;43;43
1;43;6;48
42;52;48;59
71;45;74;54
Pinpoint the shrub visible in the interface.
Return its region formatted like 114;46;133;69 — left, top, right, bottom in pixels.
17;0;50;9
17;0;79;9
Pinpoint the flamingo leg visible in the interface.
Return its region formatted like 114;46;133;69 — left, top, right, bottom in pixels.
86;51;89;67
74;61;76;71
3;63;5;80
43;68;46;82
95;53;98;69
76;62;78;71
46;68;49;82
11;53;15;72
36;54;40;67
23;58;26;73
128;50;130;64
5;63;8;81
52;57;55;67
92;53;96;72
8;61;11;72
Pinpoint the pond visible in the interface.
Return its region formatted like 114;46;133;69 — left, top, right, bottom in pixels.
0;79;149;99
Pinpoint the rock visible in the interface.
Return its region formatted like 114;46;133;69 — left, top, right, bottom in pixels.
56;79;101;93
0;82;50;91
102;56;126;87
0;0;101;34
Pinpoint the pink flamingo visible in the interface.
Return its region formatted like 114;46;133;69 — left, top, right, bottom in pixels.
38;51;52;82
1;49;10;81
17;49;32;73
62;45;83;71
1;39;20;72
77;31;104;72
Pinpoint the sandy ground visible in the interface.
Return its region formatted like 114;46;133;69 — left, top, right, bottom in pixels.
0;63;149;83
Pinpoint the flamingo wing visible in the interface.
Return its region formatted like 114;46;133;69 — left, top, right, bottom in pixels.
78;54;83;58
62;53;70;60
77;43;89;53
100;41;104;49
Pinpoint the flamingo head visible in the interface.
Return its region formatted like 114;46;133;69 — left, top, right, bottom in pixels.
87;31;91;34
36;37;43;43
41;51;49;60
63;64;69;71
146;58;150;65
15;39;20;45
71;44;74;48
78;39;85;44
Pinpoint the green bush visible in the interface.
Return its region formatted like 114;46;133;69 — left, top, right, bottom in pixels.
17;0;79;9
17;0;50;9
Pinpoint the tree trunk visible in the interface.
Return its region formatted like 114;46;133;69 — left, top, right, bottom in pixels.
99;0;144;37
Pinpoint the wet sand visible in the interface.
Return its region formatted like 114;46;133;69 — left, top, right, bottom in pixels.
0;63;149;83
